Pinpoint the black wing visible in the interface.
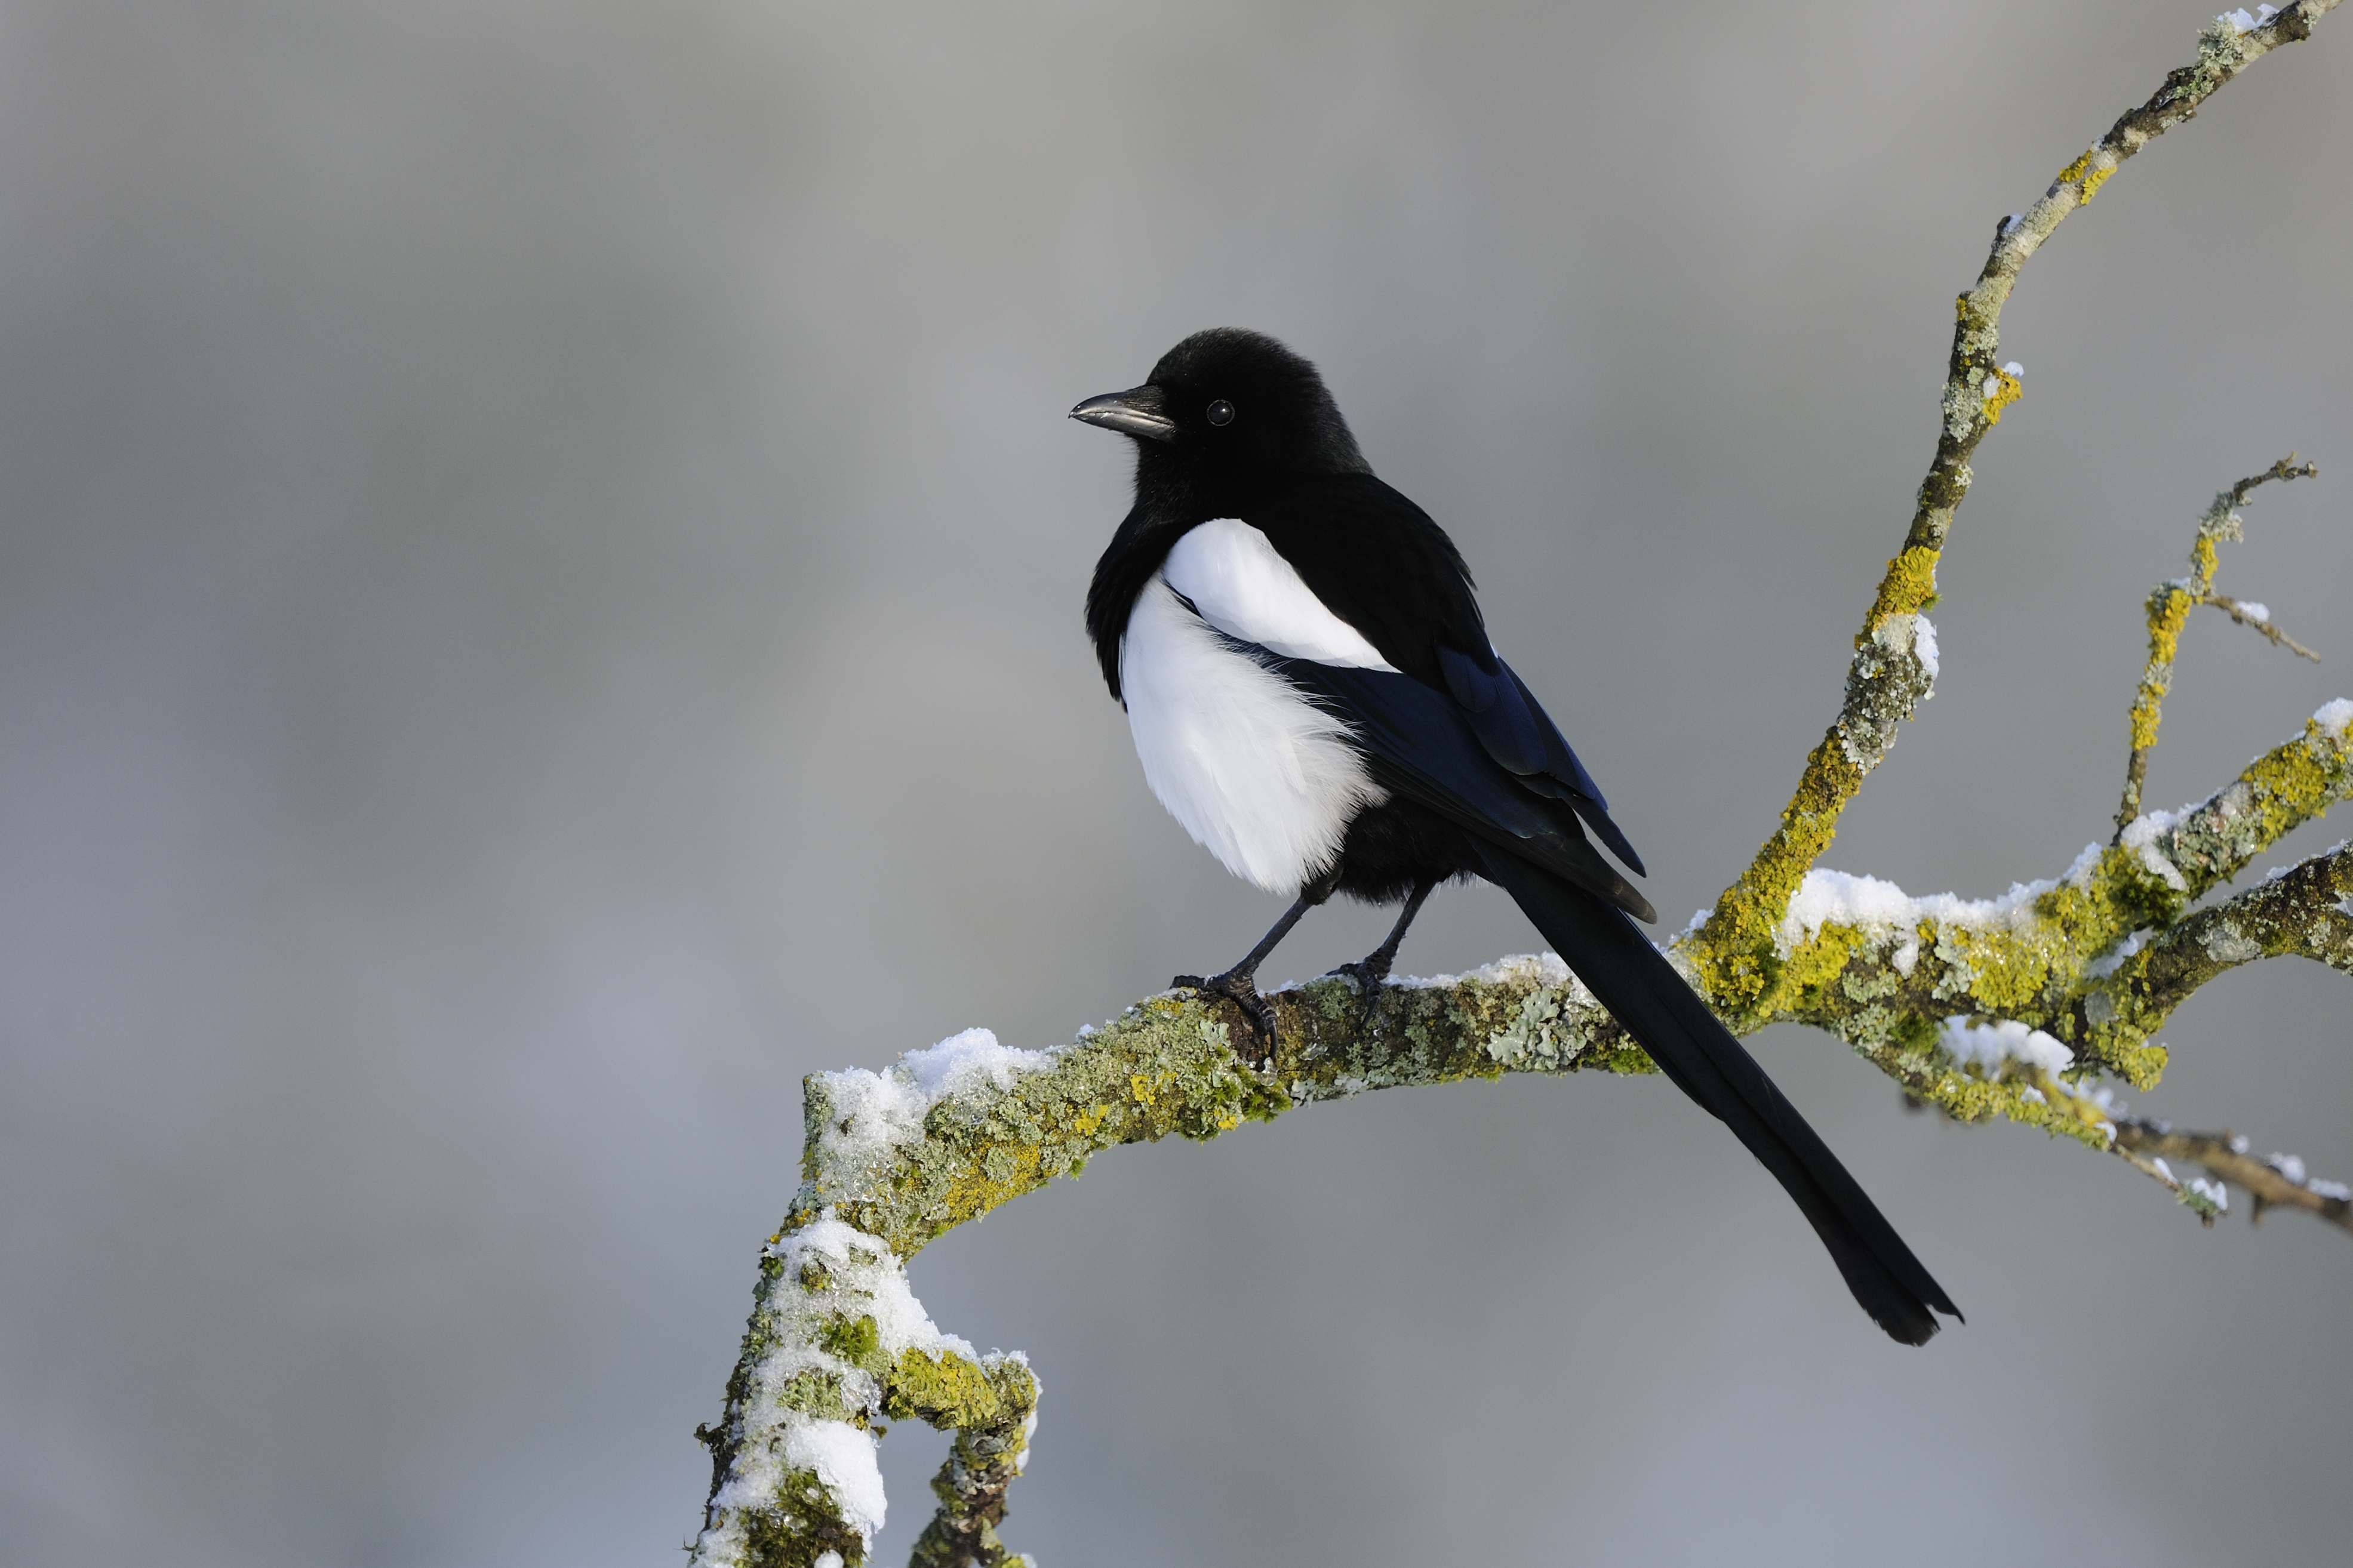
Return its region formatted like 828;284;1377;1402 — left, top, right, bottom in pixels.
1275;658;1657;924
1248;473;1646;883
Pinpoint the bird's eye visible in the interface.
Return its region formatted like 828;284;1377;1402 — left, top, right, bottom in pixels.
1205;399;1235;427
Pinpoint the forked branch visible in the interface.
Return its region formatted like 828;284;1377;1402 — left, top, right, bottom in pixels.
2116;455;2321;832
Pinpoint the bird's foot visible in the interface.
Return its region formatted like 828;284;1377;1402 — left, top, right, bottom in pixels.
1338;954;1394;1023
1171;969;1278;1064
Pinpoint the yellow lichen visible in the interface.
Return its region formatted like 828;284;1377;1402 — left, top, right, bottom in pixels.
2240;715;2353;839
2053;149;2111;195
886;1347;1002;1428
2127;585;2194;748
1860;545;1943;636
1980;366;2023;426
935;1141;1047;1231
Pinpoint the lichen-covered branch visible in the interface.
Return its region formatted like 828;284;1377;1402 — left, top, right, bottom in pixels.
689;688;2351;1565
690;1213;1041;1568
687;13;2351;1565
1690;2;2340;1020
2117;457;2320;831
688;961;1659;1568
2133;839;2353;1015
1714;701;2352;1147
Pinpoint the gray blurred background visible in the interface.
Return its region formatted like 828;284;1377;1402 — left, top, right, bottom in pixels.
2;2;2349;1563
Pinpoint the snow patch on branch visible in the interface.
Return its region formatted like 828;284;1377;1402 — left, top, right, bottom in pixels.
696;1219;977;1564
814;1028;1067;1177
781;1422;888;1541
2120;806;2194;891
773;1218;975;1360
2087;927;2152;979
1397;951;1574;991
1777;845;2106;960
2186;1175;2231;1212
2257;1151;2352;1202
1938;1016;2075;1076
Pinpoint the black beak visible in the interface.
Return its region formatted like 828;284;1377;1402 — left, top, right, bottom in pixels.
1069;384;1177;443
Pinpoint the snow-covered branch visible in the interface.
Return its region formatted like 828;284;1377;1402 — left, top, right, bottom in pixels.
687;12;2348;1566
1740;700;2350;1172
687;967;1660;1568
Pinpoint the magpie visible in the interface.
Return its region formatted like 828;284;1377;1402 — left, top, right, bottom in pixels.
1071;328;1960;1345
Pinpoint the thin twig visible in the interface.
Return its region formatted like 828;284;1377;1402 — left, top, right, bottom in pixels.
2113;1116;2353;1234
2115;455;2320;834
2202;593;2322;661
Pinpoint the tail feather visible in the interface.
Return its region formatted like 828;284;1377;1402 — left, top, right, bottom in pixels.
1474;843;1961;1345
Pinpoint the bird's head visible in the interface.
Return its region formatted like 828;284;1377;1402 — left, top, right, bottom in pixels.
1070;328;1370;504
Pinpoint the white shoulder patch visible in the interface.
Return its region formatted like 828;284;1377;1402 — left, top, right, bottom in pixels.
1161;517;1398;671
1119;576;1386;893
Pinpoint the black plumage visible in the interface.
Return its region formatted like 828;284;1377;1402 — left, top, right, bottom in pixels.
1072;327;1960;1344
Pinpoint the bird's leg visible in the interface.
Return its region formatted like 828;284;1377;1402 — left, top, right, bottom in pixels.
1339;879;1435;1019
1174;862;1343;1062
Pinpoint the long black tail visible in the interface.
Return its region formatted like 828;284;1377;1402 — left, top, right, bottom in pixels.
1474;842;1961;1345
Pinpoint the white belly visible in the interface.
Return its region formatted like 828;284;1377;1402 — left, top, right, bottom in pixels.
1119;574;1386;894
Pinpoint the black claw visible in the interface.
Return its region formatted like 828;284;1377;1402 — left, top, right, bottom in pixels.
1173;971;1278;1064
1339;959;1390;1019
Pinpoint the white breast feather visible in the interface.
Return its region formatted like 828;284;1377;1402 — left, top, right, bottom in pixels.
1161;517;1399;671
1120;575;1387;893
